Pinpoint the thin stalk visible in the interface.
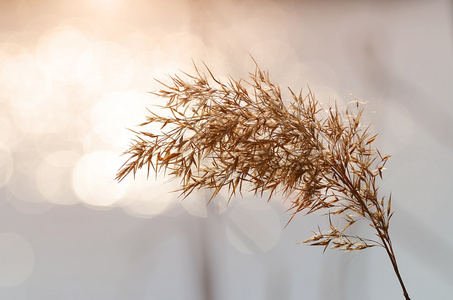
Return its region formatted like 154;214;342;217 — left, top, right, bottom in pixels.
383;238;411;300
337;168;410;299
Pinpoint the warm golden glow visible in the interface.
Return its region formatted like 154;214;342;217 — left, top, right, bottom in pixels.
0;0;340;220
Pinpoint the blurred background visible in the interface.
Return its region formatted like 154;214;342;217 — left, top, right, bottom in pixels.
0;0;452;299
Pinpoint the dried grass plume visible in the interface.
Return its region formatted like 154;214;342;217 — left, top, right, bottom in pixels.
117;61;410;299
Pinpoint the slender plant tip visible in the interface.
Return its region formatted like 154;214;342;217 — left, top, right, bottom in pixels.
117;62;410;299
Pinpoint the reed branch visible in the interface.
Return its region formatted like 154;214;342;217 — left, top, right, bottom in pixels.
117;61;410;299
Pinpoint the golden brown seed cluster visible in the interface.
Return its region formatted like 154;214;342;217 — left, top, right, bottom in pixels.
117;63;392;251
117;62;410;299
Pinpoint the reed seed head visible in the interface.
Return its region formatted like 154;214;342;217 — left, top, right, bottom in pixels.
116;61;412;299
117;61;393;252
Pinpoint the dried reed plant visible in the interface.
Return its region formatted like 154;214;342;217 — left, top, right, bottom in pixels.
117;61;410;299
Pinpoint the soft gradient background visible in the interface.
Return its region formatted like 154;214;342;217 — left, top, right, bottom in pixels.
1;0;452;299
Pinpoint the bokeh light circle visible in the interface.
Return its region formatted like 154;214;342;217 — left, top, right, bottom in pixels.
0;43;38;97
0;232;35;287
7;152;54;215
83;121;131;154
78;41;134;92
180;189;230;218
36;26;90;82
90;89;151;127
36;151;79;205
0;143;14;189
121;171;183;218
225;200;282;254
72;151;128;208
